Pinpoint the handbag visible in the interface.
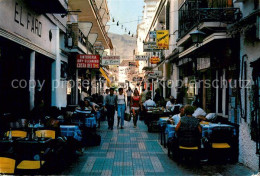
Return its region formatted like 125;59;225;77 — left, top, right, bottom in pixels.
124;106;131;122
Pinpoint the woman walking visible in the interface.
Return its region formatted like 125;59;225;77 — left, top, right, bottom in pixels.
117;88;126;129
131;89;141;128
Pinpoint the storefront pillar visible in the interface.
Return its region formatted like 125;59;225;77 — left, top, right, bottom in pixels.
51;27;61;107
29;51;35;111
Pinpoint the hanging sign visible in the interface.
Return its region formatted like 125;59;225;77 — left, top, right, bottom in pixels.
143;42;160;52
77;55;100;68
156;30;169;50
149;31;157;39
102;56;120;65
135;55;148;61
147;71;162;78
150;56;160;64
197;58;210;70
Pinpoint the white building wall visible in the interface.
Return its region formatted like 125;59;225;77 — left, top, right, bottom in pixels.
236;0;260;171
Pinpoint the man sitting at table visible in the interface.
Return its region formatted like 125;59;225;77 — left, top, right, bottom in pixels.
192;101;207;121
168;106;185;125
143;95;156;110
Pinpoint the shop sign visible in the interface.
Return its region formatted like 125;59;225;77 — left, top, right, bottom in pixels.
133;77;143;81
129;62;137;67
102;56;120;65
178;58;192;66
77;55;100;69
147;71;162;78
149;31;157;39
135;55;148;61
156;30;169;50
197;58;210;70
150;56;160;64
143;42;160;52
94;42;104;50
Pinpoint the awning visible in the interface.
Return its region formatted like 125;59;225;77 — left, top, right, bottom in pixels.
25;0;67;14
100;67;111;86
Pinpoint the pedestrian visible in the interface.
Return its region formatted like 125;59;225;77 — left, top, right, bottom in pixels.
105;88;117;130
102;89;110;121
131;89;141;128
117;88;126;129
126;87;133;106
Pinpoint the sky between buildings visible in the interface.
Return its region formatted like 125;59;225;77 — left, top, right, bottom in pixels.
107;0;145;36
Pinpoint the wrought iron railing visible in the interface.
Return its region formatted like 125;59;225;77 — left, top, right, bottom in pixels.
178;0;240;39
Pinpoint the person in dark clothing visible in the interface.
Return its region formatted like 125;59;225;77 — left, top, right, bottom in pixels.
175;105;202;147
105;88;117;130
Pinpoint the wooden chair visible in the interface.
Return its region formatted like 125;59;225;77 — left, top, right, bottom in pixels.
16;160;45;170
0;157;16;174
35;130;56;139
6;130;27;138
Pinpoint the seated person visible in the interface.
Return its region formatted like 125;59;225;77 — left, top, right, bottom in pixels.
143;95;156;110
175;105;202;147
166;96;175;110
75;100;92;113
192;101;207;121
168;106;185;125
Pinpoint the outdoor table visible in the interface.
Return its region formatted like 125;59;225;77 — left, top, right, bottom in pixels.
158;117;169;147
60;125;82;141
85;117;97;128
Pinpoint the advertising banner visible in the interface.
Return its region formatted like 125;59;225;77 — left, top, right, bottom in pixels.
135;55;148;61
150;56;160;64
77;55;100;68
102;56;120;65
156;30;169;50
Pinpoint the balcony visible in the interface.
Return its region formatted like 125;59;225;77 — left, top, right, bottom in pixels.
25;0;67;14
178;0;240;39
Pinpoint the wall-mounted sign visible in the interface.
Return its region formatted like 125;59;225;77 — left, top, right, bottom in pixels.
149;31;157;40
150;56;160;64
197;58;210;70
94;42;105;50
135;55;148;61
156;30;169;50
129;62;137;67
77;55;100;69
147;71;162;78
143;42;160;52
102;56;120;65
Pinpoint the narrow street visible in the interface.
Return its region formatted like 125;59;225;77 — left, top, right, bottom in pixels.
59;120;254;176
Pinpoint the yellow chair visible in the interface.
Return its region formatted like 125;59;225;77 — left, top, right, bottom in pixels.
179;146;199;150
35;130;55;139
200;121;210;125
178;145;199;162
6;130;27;138
0;157;16;174
16;160;45;170
212;143;231;149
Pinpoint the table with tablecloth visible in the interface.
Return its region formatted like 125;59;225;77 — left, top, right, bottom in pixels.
60;125;82;141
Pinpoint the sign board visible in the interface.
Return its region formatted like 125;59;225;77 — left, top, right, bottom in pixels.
102;56;120;65
129;62;137;67
149;31;157;39
197;58;210;70
94;42;104;50
150;56;160;64
143;42;160;52
76;55;100;69
147;71;162;78
133;77;143;81
156;30;169;50
135;55;148;61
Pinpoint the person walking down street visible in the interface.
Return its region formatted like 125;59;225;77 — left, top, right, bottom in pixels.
126;87;133;106
131;89;141;128
117;88;126;129
105;88;117;130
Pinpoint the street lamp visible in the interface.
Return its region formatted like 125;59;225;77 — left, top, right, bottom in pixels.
190;30;206;46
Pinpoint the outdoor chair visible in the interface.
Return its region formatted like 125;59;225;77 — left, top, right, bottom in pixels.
0;157;16;174
6;130;27;138
35;130;56;139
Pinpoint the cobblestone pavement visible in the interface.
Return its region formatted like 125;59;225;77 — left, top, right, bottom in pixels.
60;120;256;176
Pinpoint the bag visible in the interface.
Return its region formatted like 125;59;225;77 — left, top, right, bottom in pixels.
124;106;131;122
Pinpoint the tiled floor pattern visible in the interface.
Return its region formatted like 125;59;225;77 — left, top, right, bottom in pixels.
60;120;256;176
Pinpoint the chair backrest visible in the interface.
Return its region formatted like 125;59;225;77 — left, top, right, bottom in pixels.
211;126;233;143
0;157;16;174
35;130;55;139
6;130;27;138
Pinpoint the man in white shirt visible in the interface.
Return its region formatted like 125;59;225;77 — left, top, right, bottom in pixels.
168;106;185;125
143;96;156;110
192;102;207;120
166;96;175;110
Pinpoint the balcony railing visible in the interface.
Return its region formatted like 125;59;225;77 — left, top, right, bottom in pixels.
178;0;240;39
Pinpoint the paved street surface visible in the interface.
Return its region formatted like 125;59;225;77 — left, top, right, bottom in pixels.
59;120;255;176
